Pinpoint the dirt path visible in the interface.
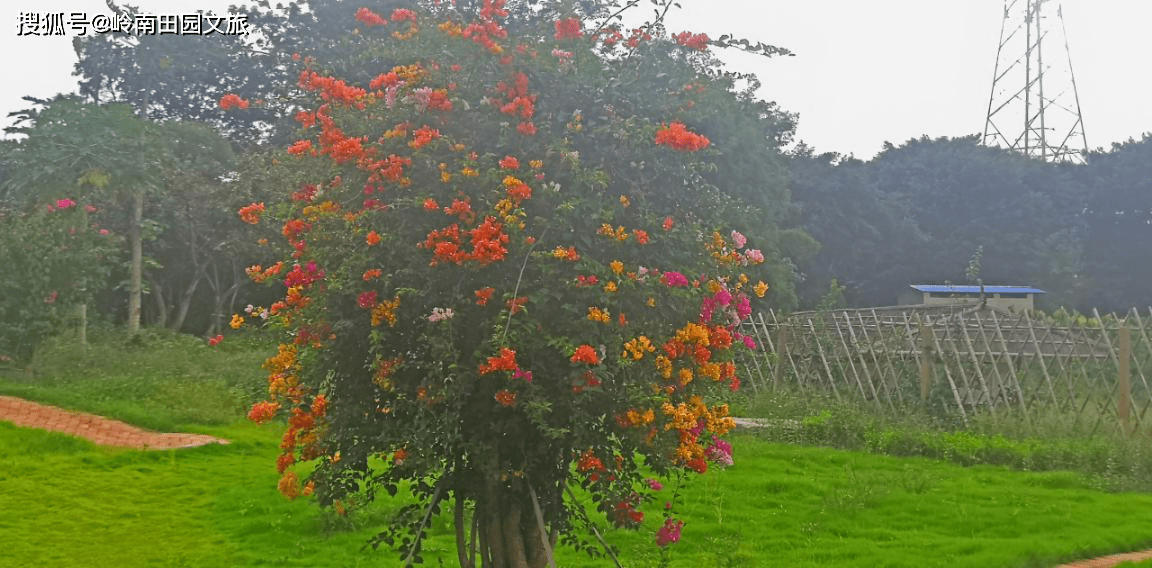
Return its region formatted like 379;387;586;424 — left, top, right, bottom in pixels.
0;395;229;450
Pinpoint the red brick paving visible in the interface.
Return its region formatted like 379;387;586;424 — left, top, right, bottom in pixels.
0;395;229;450
1056;550;1152;568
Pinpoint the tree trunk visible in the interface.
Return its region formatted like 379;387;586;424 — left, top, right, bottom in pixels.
150;278;168;329
128;190;144;334
470;481;553;568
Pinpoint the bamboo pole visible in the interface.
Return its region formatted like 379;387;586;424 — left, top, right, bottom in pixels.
1023;310;1060;406
1119;324;1132;436
988;310;1031;428
917;315;933;402
807;318;843;401
958;313;998;417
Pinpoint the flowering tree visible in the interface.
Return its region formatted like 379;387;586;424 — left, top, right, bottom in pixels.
0;199;117;362
237;2;792;566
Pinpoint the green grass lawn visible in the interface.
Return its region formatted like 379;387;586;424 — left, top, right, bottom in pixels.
4;420;1152;568
3;328;1152;567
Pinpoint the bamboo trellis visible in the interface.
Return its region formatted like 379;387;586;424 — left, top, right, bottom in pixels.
738;305;1152;435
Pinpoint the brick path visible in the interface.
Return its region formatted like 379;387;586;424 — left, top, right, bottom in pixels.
0;395;229;450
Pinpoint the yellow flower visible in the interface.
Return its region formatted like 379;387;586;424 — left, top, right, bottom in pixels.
230;313;244;329
619;195;630;208
605;281;618;293
610;260;624;275
754;281;769;298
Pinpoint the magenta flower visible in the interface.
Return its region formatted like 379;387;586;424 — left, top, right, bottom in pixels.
55;198;76;209
705;438;734;467
646;478;663;491
660;271;689;287
736;296;752;319
655;518;683;547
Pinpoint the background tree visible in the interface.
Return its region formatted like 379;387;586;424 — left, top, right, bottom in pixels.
4;97;235;335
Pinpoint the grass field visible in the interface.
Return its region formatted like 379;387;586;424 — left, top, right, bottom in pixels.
3;327;1152;567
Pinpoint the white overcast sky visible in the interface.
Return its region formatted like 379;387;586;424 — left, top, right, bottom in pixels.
2;0;1150;160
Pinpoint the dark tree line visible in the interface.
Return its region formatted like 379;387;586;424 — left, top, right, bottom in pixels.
790;134;1152;313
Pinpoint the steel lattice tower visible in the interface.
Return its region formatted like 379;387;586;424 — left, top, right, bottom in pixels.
983;0;1087;163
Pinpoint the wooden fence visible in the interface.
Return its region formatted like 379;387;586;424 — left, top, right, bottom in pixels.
738;305;1152;436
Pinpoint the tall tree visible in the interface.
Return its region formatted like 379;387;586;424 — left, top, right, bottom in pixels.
235;2;796;565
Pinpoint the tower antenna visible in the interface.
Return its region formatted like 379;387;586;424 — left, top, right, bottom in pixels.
982;0;1087;163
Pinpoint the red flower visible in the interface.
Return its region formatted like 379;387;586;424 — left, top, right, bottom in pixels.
355;7;387;27
238;202;265;224
219;93;250;110
423;198;440;211
479;347;518;375
475;287;495;306
499;155;520;170
366;230;381;246
673;31;710;51
554;17;583;40
570;344;600;365
208;334;224;346
287;140;312;156
248;401;280;424
655;121;710;151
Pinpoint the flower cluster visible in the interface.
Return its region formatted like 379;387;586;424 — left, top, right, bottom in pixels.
655;121;710;152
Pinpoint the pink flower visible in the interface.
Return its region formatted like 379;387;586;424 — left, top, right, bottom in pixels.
84;204;97;213
730;230;746;249
44;290;58;304
660;271;689;287
646;478;663;491
55;199;76;210
736;296;752;319
742;335;756;350
745;249;764;264
705;438;734;467
513;368;533;382
655;518;683;547
357;290;378;309
713;289;732;307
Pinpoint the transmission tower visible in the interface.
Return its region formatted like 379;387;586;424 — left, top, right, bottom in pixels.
983;0;1087;163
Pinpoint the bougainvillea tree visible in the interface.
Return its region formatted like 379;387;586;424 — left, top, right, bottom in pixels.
234;1;792;566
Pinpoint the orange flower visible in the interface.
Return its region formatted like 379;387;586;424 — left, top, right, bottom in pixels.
219;93;250;110
494;389;517;407
366;230;381;246
247;401;280;424
479;347;518;375
287;140;312;155
655;121;710;152
355;7;387;27
474;287;496;306
238;202;265;224
570;344;600;365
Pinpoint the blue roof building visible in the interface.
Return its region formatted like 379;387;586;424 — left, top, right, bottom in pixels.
901;284;1045;312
